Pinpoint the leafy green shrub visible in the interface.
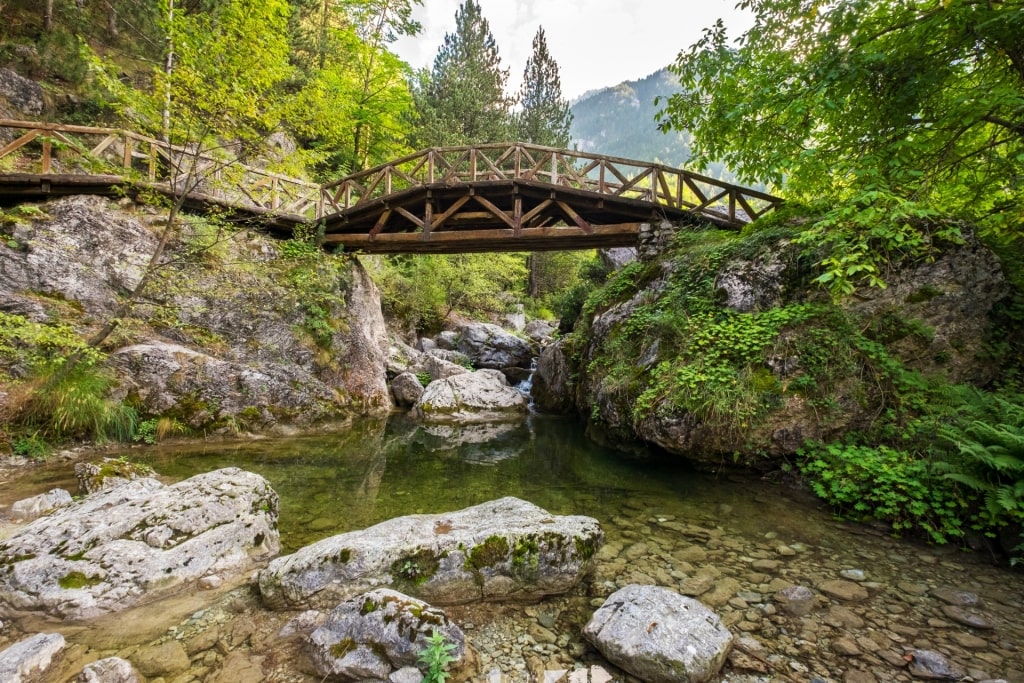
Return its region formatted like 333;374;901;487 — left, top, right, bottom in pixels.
799;441;967;544
12;433;51;460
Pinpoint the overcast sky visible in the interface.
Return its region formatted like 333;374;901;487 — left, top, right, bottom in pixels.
392;0;753;100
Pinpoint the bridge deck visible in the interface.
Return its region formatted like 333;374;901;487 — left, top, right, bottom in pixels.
0;121;783;254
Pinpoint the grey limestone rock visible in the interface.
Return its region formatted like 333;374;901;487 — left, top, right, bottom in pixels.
583;584;733;683
391;372;425;407
0;68;45;116
259;496;602;610
423;354;469;382
0;633;65;683
905;649;963;680
307;589;464;680
457;323;532;369
8;488;73;522
531;339;574;414
412;370;527;424
0;468;279;619
74;458;156;495
77;657;142;683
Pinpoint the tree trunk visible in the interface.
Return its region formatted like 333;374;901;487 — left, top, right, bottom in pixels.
107;1;118;38
162;0;174;143
44;0;54;31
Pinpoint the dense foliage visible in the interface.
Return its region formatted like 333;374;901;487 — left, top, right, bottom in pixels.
657;0;1024;296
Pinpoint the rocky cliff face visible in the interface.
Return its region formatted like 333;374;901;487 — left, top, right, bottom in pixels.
0;195;391;432
548;225;1014;467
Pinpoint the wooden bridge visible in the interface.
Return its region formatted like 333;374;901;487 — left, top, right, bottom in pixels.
0;120;783;253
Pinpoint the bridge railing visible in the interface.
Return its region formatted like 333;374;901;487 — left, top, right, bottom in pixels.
320;143;782;225
0;120;322;219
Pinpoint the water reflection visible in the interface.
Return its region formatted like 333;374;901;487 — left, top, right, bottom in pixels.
134;414;697;552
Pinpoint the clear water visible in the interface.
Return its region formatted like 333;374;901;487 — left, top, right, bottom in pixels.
132;413;728;553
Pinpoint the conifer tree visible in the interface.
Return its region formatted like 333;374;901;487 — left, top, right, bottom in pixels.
412;0;513;146
516;26;572;148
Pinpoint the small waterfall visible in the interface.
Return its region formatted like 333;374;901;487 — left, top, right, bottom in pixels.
515;358;537;410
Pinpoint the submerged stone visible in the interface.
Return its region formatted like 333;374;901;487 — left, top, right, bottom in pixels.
258;497;602;610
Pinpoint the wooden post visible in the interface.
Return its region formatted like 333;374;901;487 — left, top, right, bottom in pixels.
41;138;51;174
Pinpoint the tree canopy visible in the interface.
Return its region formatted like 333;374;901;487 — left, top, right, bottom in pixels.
412;0;513;146
657;0;1024;294
517;27;572;148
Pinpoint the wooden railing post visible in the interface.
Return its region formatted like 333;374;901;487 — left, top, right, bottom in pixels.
40;138;51;173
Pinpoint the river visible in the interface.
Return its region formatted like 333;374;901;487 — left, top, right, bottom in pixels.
1;414;1022;682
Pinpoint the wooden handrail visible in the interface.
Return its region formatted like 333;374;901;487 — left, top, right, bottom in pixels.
0;120;321;219
322;142;782;225
0;120;782;228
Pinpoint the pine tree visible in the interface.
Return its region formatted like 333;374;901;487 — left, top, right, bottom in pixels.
412;0;513;147
516;26;572;148
517;26;574;296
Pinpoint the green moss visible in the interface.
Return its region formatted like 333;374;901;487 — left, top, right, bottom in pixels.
360;596;378;615
329;638;357;658
465;535;509;571
390;548;441;588
905;284;943;304
58;571;103;589
574;534;599;562
511;536;540;580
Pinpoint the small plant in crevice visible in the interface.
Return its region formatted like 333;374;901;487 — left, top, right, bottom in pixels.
417;629;457;683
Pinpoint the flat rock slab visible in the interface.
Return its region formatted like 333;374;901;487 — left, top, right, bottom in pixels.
0;633;65;683
0;468;279;620
583;585;733;683
259;497;603;610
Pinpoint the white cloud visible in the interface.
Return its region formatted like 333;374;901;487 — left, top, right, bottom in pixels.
393;0;753;99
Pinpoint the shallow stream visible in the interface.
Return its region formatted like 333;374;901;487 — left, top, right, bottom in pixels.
2;414;1023;682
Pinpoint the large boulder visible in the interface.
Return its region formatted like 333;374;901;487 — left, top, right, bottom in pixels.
258;496;602;610
0;468;279;620
531;339;574;414
583;585;733;683
307;589;465;680
457;323;532;369
412;370;527;424
0;633;65;683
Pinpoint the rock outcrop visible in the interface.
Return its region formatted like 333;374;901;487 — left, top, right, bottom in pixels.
0;195;391;430
573;226;1013;466
583;585;733;683
412;370;527;424
307;589;465;680
259;497;602;610
0;468;279;619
